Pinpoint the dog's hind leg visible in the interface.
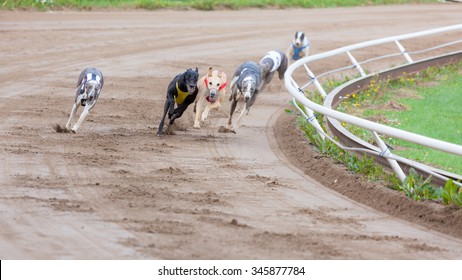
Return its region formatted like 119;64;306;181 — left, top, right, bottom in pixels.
227;83;240;129
229;76;239;102
65;102;79;130
227;96;239;131
278;53;289;80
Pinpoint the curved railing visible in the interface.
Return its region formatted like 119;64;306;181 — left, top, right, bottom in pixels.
284;24;462;186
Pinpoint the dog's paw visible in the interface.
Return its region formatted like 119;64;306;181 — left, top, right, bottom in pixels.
193;124;201;129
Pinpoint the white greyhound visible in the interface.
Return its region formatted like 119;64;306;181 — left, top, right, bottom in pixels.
65;68;104;133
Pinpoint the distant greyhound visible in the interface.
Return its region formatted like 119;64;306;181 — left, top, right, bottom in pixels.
287;31;310;61
157;67;199;136
65;67;104;133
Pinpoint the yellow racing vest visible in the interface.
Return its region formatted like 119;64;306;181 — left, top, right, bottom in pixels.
174;82;190;105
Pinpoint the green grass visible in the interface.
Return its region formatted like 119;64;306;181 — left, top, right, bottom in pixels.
1;0;439;11
293;99;462;206
339;63;462;175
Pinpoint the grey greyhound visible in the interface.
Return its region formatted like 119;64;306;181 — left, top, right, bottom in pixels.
65;67;104;133
227;61;261;133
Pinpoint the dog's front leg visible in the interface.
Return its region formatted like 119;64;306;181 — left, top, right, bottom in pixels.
71;105;90;133
166;103;187;134
157;98;171;136
231;102;249;132
65;102;79;130
201;103;212;122
168;97;175;118
202;98;221;122
233;90;256;131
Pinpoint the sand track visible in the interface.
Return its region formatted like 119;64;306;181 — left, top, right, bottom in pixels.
1;4;462;259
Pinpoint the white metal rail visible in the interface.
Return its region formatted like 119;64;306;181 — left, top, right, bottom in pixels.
284;24;462;184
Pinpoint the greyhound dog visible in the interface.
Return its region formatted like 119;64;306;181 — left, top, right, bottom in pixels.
227;61;261;133
286;31;310;61
258;50;288;91
65;67;104;133
193;67;227;129
157;67;199;136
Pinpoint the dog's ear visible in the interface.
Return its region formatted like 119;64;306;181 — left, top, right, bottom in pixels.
208;67;213;77
217;71;223;79
195;67;199;73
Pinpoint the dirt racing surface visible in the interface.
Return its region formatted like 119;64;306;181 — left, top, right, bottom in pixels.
1;4;462;259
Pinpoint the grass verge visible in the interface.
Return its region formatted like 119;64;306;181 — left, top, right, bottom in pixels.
293;106;462;207
293;62;462;207
1;0;440;11
337;62;462;175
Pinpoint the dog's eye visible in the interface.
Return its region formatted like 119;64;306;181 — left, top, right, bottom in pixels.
209;82;212;85
217;83;220;87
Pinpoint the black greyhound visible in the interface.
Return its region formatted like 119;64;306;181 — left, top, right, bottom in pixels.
157;67;199;136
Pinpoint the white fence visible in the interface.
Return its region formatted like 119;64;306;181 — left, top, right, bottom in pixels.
284;24;462;185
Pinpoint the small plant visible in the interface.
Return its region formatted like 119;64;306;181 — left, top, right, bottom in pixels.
294;109;387;181
389;168;462;207
396;168;438;201
441;180;462;207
